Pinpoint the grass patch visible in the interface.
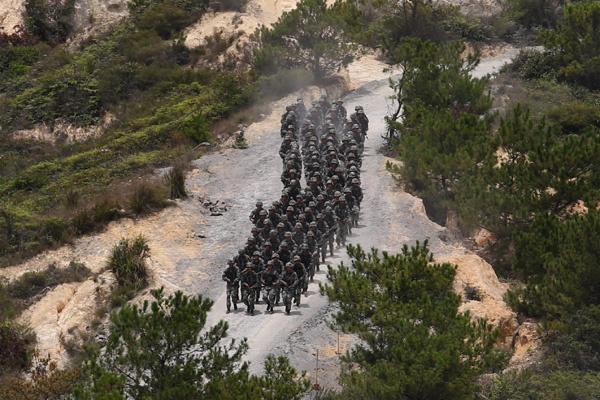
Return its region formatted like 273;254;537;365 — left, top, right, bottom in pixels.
8;261;91;300
129;181;168;215
165;163;187;200
108;236;150;291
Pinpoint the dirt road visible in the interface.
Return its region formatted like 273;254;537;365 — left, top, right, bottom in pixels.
187;48;520;388
1;47;518;380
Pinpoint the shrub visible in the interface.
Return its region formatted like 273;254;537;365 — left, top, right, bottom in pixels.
540;1;600;90
24;0;77;44
506;49;558;80
480;369;600;400
506;212;600;320
107;236;150;289
0;282;19;322
129;182;167;215
180;113;211;143
546;101;600;134
76;288;309;399
136;2;194;39
165;163;187;199
0;365;81;399
72;199;121;235
8;261;92;300
41;217;71;245
64;189;80;209
0;321;36;375
322;243;503;399
543;305;600;371
505;0;560;28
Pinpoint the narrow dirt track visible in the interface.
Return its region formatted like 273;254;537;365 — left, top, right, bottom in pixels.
0;47;518;380
181;49;519;388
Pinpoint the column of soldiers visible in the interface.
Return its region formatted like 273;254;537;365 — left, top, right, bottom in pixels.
222;95;369;315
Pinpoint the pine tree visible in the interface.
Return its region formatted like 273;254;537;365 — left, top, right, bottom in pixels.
254;0;354;80
541;1;600;90
506;211;600;321
387;39;494;222
321;243;503;400
75;288;309;399
458;105;600;237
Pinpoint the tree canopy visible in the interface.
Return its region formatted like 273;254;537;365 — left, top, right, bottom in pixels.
254;0;354;80
321;243;504;400
75;288;309;399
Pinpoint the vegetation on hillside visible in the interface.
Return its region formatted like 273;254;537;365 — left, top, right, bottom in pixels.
74;288;309;399
384;1;600;397
0;0;252;265
322;243;507;399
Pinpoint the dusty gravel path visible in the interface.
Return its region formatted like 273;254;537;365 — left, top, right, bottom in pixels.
187;49;519;388
1;47;518;381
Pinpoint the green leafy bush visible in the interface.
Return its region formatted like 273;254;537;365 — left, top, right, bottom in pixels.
508;49;558;80
458;106;600;238
546;101;600;134
389;39;492;224
72;199;121;235
136;1;195;39
255;0;355;80
107;236;150;289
